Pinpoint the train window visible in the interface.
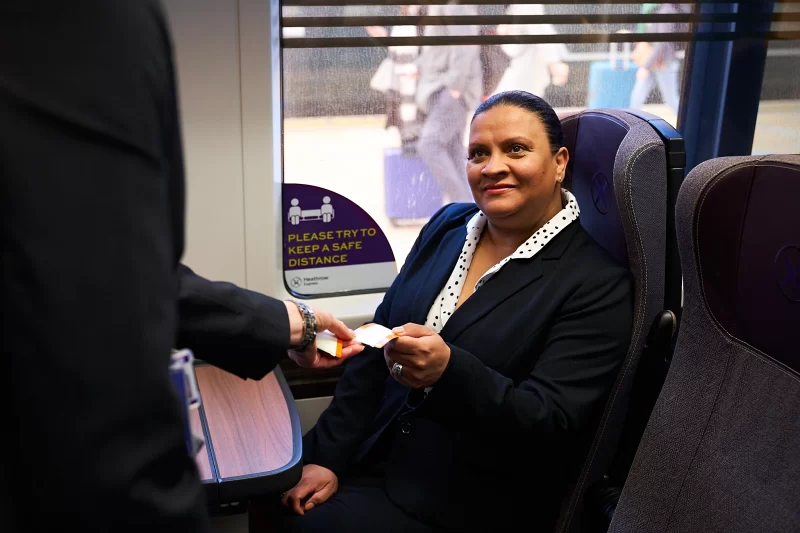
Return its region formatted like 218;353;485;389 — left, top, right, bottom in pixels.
279;2;693;296
752;3;800;154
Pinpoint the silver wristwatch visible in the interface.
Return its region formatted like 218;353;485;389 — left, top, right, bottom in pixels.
290;300;316;352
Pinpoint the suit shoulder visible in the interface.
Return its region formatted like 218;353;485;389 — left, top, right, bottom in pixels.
421;203;478;238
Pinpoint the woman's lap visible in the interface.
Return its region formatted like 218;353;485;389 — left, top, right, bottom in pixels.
275;476;437;533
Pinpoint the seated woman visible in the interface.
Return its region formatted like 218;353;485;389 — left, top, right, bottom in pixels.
276;91;633;533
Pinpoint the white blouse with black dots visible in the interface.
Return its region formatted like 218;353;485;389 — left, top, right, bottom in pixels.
424;189;580;335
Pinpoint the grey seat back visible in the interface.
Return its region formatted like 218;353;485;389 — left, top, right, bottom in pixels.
555;109;678;532
609;154;800;533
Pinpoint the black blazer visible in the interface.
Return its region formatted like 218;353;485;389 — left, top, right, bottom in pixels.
1;2;289;531
304;203;634;532
176;264;291;380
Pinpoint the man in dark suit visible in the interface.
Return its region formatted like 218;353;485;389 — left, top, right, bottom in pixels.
1;2;358;531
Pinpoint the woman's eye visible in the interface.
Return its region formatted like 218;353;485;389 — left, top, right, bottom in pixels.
510;144;525;153
469;150;486;159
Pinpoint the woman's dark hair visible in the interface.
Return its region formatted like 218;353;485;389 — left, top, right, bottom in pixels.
472;90;563;155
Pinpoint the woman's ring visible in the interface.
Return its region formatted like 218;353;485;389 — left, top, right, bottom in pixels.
391;362;403;377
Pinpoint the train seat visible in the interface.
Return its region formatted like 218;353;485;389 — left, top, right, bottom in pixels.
554;109;685;532
608;154;800;533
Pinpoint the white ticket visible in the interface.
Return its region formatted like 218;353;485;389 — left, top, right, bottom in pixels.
315;323;399;358
353;323;399;349
315;330;343;358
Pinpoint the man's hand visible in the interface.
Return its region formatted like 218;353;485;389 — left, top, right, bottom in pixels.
383;323;451;389
281;464;339;515
636;67;650;81
285;302;365;369
449;88;461;100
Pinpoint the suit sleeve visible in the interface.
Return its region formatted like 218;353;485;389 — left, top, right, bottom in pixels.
426;265;633;449
302;207;451;474
176;264;291;380
300;344;388;473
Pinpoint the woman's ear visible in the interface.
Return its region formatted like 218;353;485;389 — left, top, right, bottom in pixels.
554;147;569;182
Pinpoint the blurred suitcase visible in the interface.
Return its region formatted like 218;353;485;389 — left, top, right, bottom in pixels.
587;42;637;109
384;147;442;224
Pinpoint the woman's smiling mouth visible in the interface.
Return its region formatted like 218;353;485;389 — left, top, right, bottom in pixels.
483;183;516;195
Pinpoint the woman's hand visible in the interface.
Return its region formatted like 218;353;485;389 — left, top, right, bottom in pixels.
281;464;339;515
285;303;365;369
383;323;451;388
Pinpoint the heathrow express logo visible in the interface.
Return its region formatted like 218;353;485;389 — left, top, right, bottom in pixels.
591;172;610;214
774;245;800;302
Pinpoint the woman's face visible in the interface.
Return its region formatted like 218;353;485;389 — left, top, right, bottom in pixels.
467;105;568;224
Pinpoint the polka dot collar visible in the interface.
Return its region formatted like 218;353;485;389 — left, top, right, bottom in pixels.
424;189;580;335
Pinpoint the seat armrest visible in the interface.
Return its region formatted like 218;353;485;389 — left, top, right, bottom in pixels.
607;310;677;481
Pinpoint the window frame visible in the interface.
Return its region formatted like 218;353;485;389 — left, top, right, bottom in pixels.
239;0;788;321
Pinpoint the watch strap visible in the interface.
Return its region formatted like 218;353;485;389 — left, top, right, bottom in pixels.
290;300;316;352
